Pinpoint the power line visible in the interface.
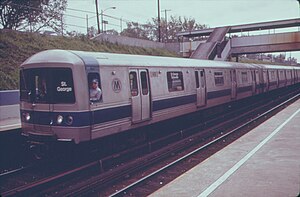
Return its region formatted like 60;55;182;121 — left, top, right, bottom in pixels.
65;23;86;29
66;7;96;15
1;2;142;33
64;14;86;20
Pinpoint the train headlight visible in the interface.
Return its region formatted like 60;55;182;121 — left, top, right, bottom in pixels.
66;115;73;125
57;115;63;125
23;113;31;122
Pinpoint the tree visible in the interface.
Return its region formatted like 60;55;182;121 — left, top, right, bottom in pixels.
120;16;208;42
87;26;98;38
0;0;67;33
0;0;44;29
120;22;153;40
160;16;208;42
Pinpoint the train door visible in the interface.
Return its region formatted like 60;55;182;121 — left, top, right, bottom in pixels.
263;70;269;92
276;70;279;87
251;70;256;95
195;69;206;107
230;69;237;99
256;70;262;94
29;69;53;133
284;70;287;86
290;70;294;84
129;69;151;123
292;69;296;84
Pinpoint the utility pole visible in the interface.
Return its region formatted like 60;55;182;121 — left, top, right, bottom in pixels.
298;0;300;31
101;12;104;33
120;17;123;32
61;13;64;36
161;9;171;42
86;14;89;36
95;0;100;34
157;0;161;42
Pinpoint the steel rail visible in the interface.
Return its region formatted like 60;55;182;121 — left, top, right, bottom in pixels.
1;87;299;196
109;93;300;196
0;166;27;178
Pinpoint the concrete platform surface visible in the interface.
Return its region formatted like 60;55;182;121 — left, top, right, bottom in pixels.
150;99;300;197
0;118;21;132
0;104;21;132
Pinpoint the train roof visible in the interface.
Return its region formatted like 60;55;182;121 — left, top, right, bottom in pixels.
21;49;298;70
71;50;256;69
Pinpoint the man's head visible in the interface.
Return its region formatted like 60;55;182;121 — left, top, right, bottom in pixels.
91;79;98;89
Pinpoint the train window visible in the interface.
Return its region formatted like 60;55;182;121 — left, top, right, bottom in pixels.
241;72;248;83
200;71;205;88
195;71;200;88
270;71;276;80
140;71;149;95
20;70;31;101
280;71;284;79
88;73;102;103
129;72;138;96
53;69;75;103
19;68;75;104
167;71;184;92
34;74;48;103
214;71;224;86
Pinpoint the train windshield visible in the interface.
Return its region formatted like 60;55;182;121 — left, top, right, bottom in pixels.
20;68;75;104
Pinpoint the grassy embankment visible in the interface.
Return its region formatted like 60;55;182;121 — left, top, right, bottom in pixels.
0;30;177;90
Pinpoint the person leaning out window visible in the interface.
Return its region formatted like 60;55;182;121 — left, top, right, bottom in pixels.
89;79;102;102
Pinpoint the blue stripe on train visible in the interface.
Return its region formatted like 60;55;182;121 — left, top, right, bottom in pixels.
153;94;197;111
21;87;251;127
237;85;252;93
93;105;131;124
207;89;231;99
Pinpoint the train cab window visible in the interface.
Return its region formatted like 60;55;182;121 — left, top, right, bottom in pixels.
34;74;48;102
214;71;224;86
20;70;31;101
53;69;75;103
140;71;149;95
129;72;138;96
241;72;248;83
88;73;102;103
167;71;184;92
20;68;75;104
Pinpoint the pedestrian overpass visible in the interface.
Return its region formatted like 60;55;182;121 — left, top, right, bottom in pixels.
177;18;300;61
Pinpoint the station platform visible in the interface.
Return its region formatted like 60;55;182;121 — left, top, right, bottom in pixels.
150;99;300;197
0;105;20;132
0;118;21;132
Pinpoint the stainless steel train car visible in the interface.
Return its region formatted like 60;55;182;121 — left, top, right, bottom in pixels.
20;50;300;144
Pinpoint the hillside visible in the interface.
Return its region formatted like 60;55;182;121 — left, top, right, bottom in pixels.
0;30;178;90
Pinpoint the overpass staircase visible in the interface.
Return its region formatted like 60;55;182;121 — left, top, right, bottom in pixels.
191;26;230;60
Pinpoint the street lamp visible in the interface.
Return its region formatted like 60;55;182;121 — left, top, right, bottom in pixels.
101;6;116;33
161;9;171;42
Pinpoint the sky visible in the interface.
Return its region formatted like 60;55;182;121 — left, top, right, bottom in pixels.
65;0;300;62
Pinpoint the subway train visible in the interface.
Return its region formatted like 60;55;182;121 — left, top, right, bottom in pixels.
20;49;300;145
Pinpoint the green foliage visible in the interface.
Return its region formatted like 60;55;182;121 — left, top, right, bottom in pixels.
0;0;67;33
0;29;178;90
121;15;208;42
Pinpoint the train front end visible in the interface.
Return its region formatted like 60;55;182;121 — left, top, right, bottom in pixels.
20;50;91;147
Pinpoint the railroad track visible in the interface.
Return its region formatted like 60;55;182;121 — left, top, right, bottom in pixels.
108;92;300;197
1;86;299;196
